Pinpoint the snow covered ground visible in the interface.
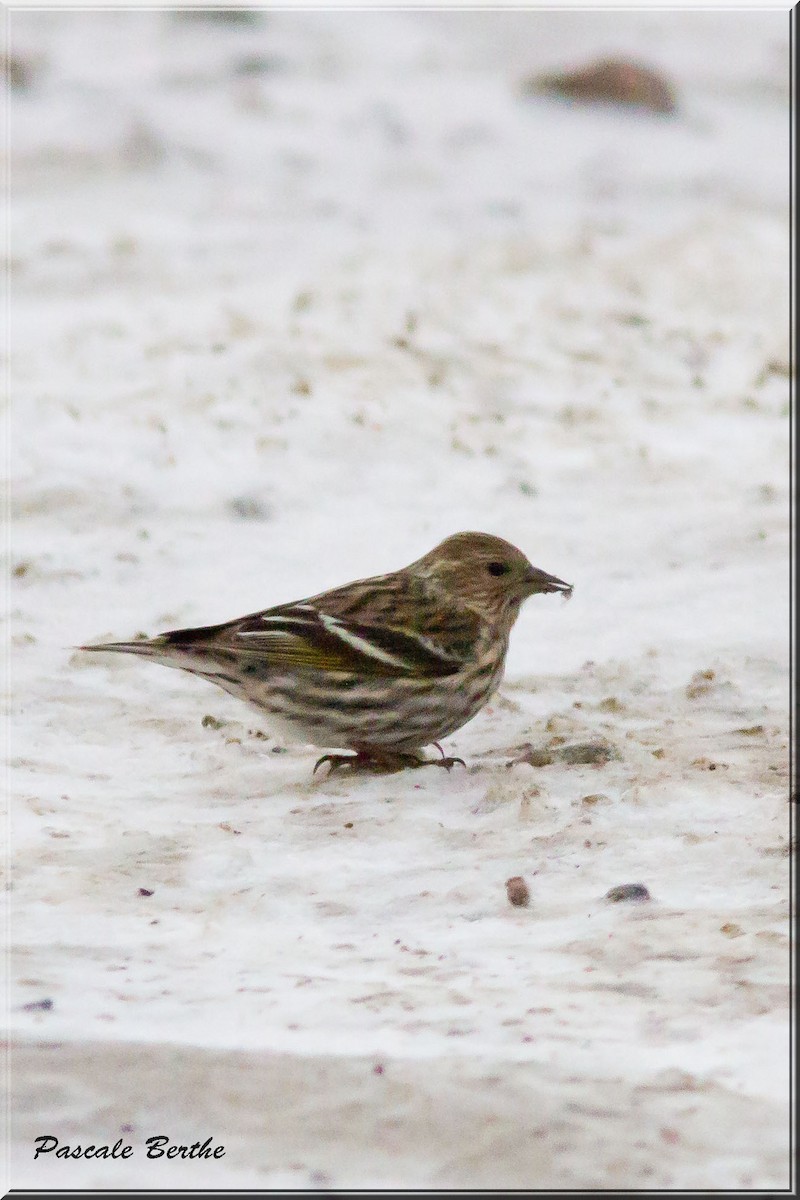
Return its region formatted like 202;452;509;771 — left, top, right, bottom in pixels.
8;5;792;1190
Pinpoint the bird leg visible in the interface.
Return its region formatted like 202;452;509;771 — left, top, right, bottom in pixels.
313;745;465;776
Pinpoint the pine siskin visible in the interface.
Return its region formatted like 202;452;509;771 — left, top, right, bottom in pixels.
82;532;572;774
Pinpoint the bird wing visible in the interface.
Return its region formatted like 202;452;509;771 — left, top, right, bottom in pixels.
220;603;471;678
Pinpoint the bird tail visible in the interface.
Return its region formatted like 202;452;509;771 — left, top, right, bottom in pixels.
79;637;174;661
79;630;234;676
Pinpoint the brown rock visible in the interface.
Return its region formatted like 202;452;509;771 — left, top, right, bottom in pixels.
505;876;531;907
525;57;677;115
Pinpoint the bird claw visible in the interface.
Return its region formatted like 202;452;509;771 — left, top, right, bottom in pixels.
429;741;465;771
313;752;402;776
428;755;466;771
313;750;466;776
313;753;355;776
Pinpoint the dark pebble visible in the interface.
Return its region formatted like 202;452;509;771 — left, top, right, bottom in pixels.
233;55;284;77
21;998;53;1012
228;495;271;522
605;883;651;903
506;876;531;907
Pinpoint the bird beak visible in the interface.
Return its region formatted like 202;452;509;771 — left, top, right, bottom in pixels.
523;566;573;597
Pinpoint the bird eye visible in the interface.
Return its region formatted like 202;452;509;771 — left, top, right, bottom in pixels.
487;561;510;577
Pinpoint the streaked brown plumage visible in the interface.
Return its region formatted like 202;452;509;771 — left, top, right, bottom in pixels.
82;532;572;773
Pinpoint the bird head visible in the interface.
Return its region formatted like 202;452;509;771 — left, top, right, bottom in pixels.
410;532;572;627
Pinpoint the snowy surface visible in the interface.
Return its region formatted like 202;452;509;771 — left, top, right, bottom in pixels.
8;6;792;1191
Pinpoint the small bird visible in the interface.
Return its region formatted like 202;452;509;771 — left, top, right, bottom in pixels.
82;532;572;774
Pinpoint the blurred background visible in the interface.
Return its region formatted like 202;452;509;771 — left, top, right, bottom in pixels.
10;6;789;675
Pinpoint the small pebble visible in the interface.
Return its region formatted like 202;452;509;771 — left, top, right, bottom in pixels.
605;883;651;903
507;745;553;767
686;669;716;699
228;495;271;522
137;888;154;898
21;998;53;1012
581;793;610;807
558;740;619;765
506;876;531;907
233;54;283;77
6;54;38;91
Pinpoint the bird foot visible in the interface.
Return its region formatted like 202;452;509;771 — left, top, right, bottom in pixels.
314;751;420;776
313;749;466;776
424;755;466;771
427;741;466;771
